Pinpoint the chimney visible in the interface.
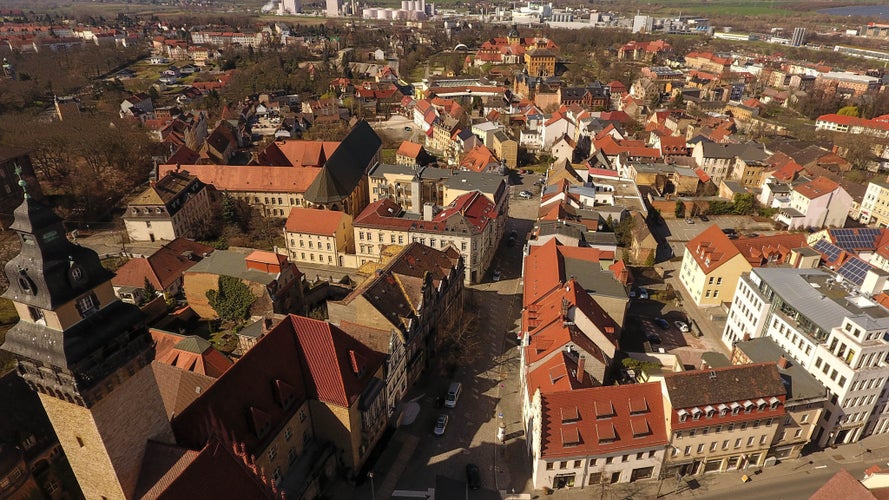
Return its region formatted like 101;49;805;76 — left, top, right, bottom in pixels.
742;333;751;341
576;355;585;384
423;202;435;221
777;355;789;369
560;297;570;321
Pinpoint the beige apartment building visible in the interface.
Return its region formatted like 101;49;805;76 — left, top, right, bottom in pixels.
663;363;788;476
124;170;212;243
283;208;354;268
732;338;828;460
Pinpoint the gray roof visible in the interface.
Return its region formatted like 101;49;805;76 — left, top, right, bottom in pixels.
701;141;768;161
563;260;626;299
752;267;889;336
586;232;618;246
735;337;828;404
186;250;276;285
665;363;786;409
304;120;381;204
442;170;506;194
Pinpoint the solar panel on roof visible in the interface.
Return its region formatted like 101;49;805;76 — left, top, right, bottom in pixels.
812;239;842;262
831;228;882;251
837;257;872;286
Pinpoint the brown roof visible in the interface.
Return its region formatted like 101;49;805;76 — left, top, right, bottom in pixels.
396;141;423;159
732;233;807;266
112;238;213;290
810;469;876;500
257;139;339;167
664;362;786;409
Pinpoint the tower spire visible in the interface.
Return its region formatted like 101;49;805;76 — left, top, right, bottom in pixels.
13;162;29;199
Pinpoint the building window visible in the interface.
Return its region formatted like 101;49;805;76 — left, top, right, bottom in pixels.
75;294;98;318
284;427;292;441
546;463;554;470
560;461;567;469
268;445;277;461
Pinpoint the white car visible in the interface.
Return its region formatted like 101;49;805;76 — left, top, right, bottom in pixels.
674;320;690;333
493;270;501;282
434;414;449;436
519;190;533;199
638;288;649;300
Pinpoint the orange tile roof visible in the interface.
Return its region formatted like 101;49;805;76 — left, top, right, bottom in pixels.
158;164;321;194
396;141;423;159
262;140;339;167
523;239;609;307
538;383;667;459
685;224;742;274
245;250;287;266
794;176;839;200
732;233;806;266
460;145;499;172
284;207;348;235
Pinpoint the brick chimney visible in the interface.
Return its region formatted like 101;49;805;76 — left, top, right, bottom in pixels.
576;355;585;384
743;333;751;341
777;355;789;369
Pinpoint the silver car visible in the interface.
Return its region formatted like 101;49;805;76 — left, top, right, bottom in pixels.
434;414;449;436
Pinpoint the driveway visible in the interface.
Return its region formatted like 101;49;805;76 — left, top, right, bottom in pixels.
659;215;780;259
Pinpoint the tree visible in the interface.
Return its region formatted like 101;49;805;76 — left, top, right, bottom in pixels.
733;193;755;216
674;200;685;218
143;277;157;300
206;276;256;323
615;214;636;248
837;105;859;117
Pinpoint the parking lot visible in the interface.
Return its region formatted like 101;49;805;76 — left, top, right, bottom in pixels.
656;215;781;259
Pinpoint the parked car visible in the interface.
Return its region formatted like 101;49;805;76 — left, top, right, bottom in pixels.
434;414;449;436
674;320;690;333
638;287;649;300
646;332;662;344
507;235;516;247
699;215;710;222
654;317;669;330
493;270;501;282
404;126;412;131
466;463;481;490
628;288;637;299
685;218;695;224
519;190;533;199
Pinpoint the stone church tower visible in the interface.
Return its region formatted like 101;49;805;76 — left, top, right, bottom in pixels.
1;177;173;499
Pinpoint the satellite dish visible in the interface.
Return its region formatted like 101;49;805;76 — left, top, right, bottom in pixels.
836;275;844;284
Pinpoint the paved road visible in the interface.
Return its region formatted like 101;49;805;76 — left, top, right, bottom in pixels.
552;431;889;500
345;181;539;499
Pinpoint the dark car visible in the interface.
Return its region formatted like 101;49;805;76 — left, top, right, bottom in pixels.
654;317;669;330
646;332;662;344
699;214;710;222
466;463;481;490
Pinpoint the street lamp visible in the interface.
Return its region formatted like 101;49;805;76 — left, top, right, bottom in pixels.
368;471;375;500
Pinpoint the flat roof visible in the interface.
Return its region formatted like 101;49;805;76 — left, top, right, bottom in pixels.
753;267;889;334
736;337;828;403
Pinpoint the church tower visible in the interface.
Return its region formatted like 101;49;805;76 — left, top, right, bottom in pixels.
1;172;173;500
507;24;521;46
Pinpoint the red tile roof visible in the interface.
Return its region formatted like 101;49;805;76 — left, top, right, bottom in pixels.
810;468;876;500
538;383;667;459
523;239;611;307
151;329;233;378
112;238;213;290
284;207;348;235
460;145;500;172
685;224;742;274
158;164;321;194
257;140;339;167
794;176;840;200
288;316;386;407
732;233;807;266
353;192;495;235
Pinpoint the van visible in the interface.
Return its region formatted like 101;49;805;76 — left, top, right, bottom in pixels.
445;382;462;408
